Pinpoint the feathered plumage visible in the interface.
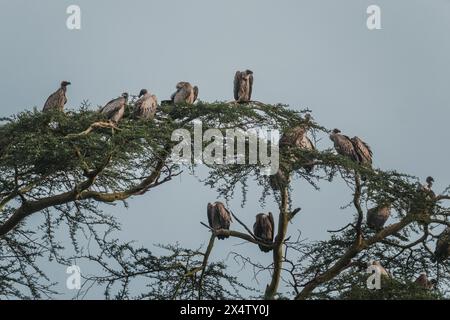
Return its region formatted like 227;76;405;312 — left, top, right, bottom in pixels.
367;205;391;229
171;82;198;104
233;70;253;102
434;227;450;262
351;136;373;166
415;273;435;289
253;212;275;252
100;92;128;123
134;89;157;120
207;202;232;240
43;81;71;112
329;129;359;162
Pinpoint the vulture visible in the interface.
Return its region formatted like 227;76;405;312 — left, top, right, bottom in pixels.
421;176;435;197
414;273;435;290
43;81;71;112
370;260;390;277
434;227;450;262
253;212;275;253
329;129;359;162
279;124;316;171
171;82;198;104
134;89;158;120
411;176;436;215
207;202;232;240
367;204;391;230
100;92;128;123
233;69;254;102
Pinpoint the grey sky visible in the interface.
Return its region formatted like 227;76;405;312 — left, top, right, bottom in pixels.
1;0;449;298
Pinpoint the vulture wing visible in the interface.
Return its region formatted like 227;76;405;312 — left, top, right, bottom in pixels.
193;86;199;103
101;97;124;119
279;126;305;148
207;203;215;229
43;88;65;111
233;71;241;101
216;202;232;229
352;136;373;165
435;227;450;262
335;135;359;162
248;73;253;101
267;212;275;242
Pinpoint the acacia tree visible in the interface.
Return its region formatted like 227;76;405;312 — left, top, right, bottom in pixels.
0;101;449;299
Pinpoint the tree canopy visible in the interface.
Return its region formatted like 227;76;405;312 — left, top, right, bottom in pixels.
0;101;449;300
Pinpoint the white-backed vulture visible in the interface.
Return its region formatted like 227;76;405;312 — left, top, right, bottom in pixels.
367;204;391;230
414;273;435;290
171;82;198;104
351;136;373;166
134;89;158;120
279;125;316;172
100;92;128;123
329;129;359;162
434;227;450;262
233;70;253;102
43;81;71;112
207;202;232;240
253;212;275;252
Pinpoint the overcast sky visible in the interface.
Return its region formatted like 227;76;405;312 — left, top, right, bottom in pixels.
1;0;450;299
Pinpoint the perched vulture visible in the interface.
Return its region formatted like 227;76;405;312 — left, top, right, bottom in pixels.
279;125;316;172
434;227;450;262
329;129;359;162
411;176;436;215
253;212;275;253
171;82;198;104
421;176;435;197
207;202;232;240
279;126;306;149
351;136;373;167
414;273;435;290
367;204;391;230
233;69;254;102
371;260;390;277
134;89;158;120
43;81;71;112
100;92;129;123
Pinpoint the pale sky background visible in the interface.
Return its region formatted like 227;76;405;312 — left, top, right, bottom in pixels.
1;0;450;299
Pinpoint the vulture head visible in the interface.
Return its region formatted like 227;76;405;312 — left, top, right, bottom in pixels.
304;113;312;122
245;69;253;75
122;92;129;100
329;128;341;142
61;81;71;88
138;89;148;97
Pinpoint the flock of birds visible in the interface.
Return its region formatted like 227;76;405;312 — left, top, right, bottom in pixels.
39;69;449;290
41;69;254;121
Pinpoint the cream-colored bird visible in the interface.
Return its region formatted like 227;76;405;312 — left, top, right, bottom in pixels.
171;82;198;104
134;89;157;120
233;69;253;102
